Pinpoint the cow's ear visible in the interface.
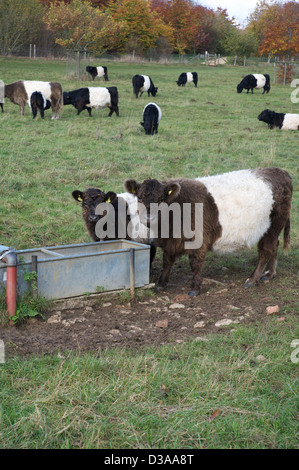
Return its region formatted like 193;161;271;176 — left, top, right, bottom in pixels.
72;190;84;202
104;191;117;203
124;179;139;195
140;121;144;127
164;182;181;203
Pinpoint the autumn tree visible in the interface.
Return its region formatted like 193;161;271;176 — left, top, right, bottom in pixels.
0;0;44;54
106;0;174;53
44;0;127;53
247;1;299;57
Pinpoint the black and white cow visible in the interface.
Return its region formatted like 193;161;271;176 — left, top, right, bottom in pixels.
258;109;299;130
63;87;119;117
237;74;270;94
140;103;162;135
86;66;108;81
132;75;158;99
30;91;51;119
176;72;198;87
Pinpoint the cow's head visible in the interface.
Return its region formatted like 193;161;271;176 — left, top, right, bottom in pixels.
124;178;181;225
72;188;118;240
63;91;72;105
258;109;275;125
237;83;243;93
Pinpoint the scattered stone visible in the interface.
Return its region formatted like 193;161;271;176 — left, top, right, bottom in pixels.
169;312;181;319
266;305;280;315
169;303;185;309
215;318;239;327
194;321;206;329
156;319;168;328
129;325;143;332
110;329;121;335
172;294;190;302
103;302;112;307
256;355;266;363
195;336;209;342
47;313;61;324
276;316;285;322
227;305;240;310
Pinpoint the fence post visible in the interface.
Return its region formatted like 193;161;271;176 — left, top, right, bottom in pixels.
76;50;80;79
273;61;276;84
284;62;287;85
29;44;32;58
244;56;246;67
234;56;237;66
33;44;36;59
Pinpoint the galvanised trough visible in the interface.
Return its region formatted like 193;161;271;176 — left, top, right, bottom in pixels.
0;240;150;303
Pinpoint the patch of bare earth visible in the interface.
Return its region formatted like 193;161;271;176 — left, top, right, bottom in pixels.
1;261;295;358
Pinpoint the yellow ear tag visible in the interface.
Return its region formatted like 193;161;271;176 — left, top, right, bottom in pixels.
106;197;111;203
168;189;173;195
78;196;82;202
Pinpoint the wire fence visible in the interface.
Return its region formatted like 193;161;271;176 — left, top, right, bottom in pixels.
2;45;299;85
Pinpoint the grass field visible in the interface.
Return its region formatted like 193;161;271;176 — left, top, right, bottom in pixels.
0;57;298;449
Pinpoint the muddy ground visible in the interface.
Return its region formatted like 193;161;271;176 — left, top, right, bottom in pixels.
1;258;296;358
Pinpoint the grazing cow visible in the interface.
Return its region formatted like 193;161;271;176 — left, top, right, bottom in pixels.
132;75;158;99
30;91;51;119
124;167;292;296
141;103;162;135
258;109;299;131
86;66;109;81
72;188;156;266
237;74;270;94
63;87;119;117
4;80;63;118
176;72;198;87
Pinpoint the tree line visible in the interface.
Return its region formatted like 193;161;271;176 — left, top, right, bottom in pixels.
0;0;298;58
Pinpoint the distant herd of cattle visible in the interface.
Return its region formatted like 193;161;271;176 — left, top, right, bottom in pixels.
1;65;296;295
2;66;299;133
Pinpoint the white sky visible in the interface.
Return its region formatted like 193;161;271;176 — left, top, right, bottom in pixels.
196;0;259;26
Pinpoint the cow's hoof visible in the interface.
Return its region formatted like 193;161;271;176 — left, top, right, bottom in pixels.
188;290;200;297
154;285;165;293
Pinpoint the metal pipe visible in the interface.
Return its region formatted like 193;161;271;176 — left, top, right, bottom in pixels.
0;246;17;319
129;248;135;300
31;255;38;299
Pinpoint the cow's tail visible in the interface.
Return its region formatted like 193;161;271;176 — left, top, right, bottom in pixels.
283;218;291;253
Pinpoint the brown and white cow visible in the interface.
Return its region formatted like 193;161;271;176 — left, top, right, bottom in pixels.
4;80;63;119
124;167;292;296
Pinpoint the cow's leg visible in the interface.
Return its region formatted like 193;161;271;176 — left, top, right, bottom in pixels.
20;104;25;115
244;236;279;287
156;251;176;290
260;240;279;282
188;250;207;297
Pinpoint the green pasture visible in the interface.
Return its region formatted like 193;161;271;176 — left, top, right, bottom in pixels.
0;57;298;449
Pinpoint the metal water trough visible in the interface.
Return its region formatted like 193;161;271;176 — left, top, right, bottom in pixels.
0;240;150;301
